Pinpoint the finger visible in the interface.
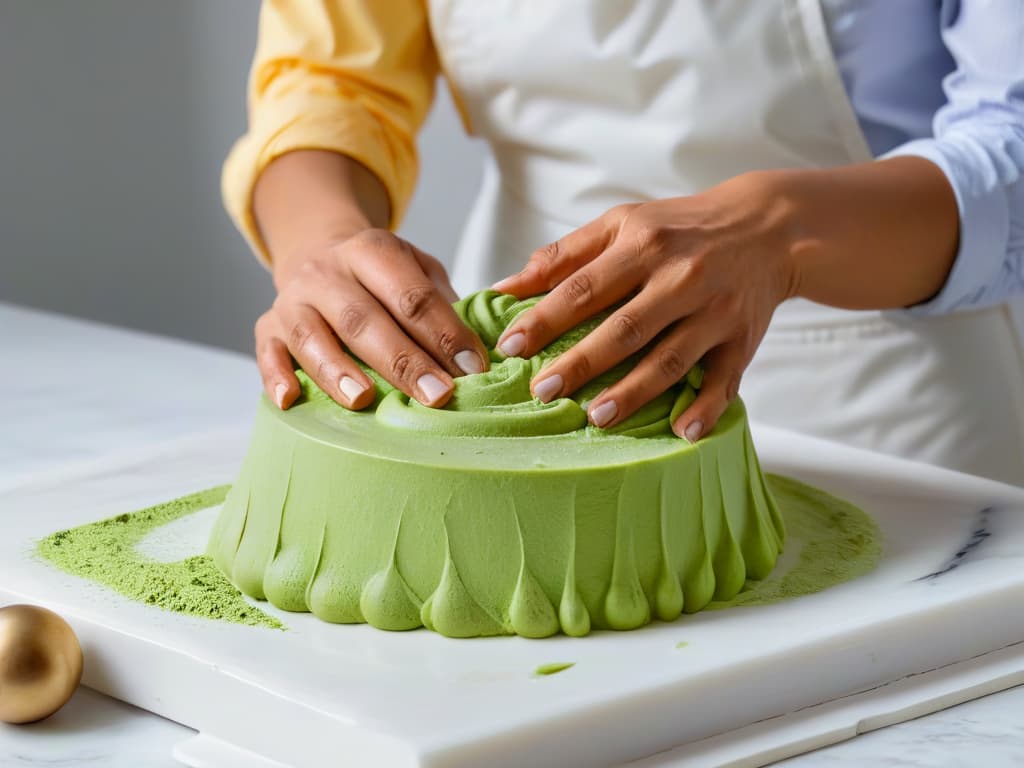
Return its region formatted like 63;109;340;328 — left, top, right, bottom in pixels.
255;312;302;409
584;312;721;428
351;246;489;377
491;204;635;298
411;246;459;304
528;289;686;404
671;341;747;442
275;302;377;410
311;282;457;407
496;243;644;360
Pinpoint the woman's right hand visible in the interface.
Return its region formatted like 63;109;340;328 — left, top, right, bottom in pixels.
255;228;490;411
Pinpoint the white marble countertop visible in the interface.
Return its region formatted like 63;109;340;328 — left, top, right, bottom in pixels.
1;301;1021;767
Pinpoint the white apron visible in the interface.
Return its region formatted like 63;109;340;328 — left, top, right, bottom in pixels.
426;0;1024;486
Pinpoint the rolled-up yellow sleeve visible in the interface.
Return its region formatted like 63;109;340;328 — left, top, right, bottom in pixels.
222;0;439;264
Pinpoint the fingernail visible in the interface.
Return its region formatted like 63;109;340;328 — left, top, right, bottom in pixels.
417;373;450;404
455;349;485;375
498;332;526;358
590;400;618;427
683;420;704;443
533;374;563;403
274;383;288;408
492;276;514;292
339;375;368;403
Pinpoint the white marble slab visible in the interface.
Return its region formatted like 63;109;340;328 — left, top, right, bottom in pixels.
2;685;1023;768
1;301;1022;767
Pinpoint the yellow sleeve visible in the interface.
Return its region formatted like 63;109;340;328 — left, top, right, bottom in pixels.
222;0;439;264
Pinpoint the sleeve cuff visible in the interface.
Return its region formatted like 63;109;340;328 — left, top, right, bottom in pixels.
222;96;417;268
882;137;1010;316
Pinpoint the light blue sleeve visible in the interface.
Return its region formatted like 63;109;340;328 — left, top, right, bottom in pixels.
886;0;1024;315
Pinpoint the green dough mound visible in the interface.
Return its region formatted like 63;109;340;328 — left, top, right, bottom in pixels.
208;290;786;637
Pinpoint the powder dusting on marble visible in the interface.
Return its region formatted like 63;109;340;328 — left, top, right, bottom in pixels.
33;472;880;634
36;486;283;630
711;474;881;610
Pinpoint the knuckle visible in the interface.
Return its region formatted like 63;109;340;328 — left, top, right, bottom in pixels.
416;250;443;271
518;310;550;342
436;329;459;359
337;302;370;339
315;356;334;385
297;258;329;284
685;253;709;285
288;321;316;353
663;265;690;297
723;292;746;318
565;353;592;384
657;348;687;381
530;241;560;280
350;227;396;253
562;272;594;308
254;311;273;339
608;203;637;222
256;334;281;363
611;311;645;349
397;283;436;320
633;223;664;256
387;350;416;383
607;247;637;274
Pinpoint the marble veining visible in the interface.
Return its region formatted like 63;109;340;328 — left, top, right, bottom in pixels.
917;507;994;582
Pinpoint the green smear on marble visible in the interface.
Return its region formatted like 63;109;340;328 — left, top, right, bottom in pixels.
36;487;284;630
710;474;881;610
535;662;575;676
675;641;689;649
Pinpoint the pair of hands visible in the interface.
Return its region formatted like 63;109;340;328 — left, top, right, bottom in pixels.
257;171;797;440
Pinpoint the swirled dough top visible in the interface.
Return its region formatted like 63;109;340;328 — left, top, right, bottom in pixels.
284;290;711;471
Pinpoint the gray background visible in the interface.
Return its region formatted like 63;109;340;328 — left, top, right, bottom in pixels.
2;2;1019;355
0;1;485;354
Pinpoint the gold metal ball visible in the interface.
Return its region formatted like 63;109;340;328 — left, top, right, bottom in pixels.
0;604;83;724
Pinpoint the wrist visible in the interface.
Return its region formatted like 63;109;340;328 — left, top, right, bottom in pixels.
757;159;958;310
253;150;391;289
732;169;809;305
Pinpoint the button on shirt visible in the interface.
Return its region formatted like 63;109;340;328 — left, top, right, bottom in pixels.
224;0;1024;316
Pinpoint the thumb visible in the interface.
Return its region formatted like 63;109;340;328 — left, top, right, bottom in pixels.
492;205;631;298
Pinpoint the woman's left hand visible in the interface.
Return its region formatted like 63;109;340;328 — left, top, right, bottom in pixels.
491;171;798;442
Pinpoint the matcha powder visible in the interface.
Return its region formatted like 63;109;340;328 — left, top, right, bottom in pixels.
711;473;882;611
37;486;284;630
33;474;879;633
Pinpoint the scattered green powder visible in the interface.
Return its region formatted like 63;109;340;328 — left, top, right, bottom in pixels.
535;662;575;676
36;486;284;630
33;472;878;635
675;641;689;649
710;474;882;611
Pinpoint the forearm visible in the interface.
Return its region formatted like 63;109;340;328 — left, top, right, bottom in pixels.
776;156;959;310
253;150;391;288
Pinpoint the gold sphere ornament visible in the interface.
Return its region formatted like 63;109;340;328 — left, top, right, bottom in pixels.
0;604;83;724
